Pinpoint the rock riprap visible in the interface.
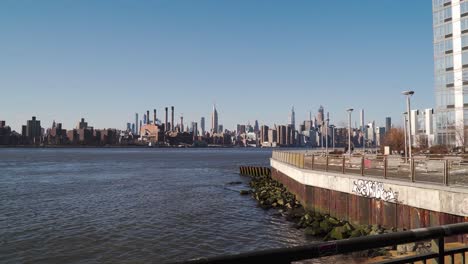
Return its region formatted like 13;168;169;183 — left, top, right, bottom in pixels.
248;173;394;244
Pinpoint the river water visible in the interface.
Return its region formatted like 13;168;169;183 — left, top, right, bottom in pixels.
0;148;367;264
0;148;324;263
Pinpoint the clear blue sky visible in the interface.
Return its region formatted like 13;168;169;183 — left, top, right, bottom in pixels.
0;0;434;132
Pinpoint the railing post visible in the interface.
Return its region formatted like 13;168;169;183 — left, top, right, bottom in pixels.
383;157;387;179
444;160;449;186
361;156;364;176
410;159;415;182
326;155;329;172
301;153;305;169
438;236;445;264
311;154;315;170
342;156;345;174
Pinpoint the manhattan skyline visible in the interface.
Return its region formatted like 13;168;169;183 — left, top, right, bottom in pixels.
1;1;433;131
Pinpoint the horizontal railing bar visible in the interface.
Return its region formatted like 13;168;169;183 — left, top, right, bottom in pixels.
445;246;468;255
374;252;438;264
171;223;468;264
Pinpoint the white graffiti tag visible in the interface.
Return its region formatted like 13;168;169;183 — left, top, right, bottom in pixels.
460;198;468;215
352;179;399;202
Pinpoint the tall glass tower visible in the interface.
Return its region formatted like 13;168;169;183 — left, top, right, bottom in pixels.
433;0;468;147
289;106;295;130
211;105;218;134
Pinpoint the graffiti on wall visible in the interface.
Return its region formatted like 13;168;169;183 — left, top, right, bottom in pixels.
352;179;399;202
460;198;468;215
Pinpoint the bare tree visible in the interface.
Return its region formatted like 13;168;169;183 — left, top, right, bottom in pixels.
454;120;466;152
414;134;429;151
381;127;405;154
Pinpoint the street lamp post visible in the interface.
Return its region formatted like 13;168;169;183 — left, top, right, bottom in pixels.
403;112;408;162
347;108;354;157
330;125;335;151
362;128;365;154
402;91;414;160
320;123;324;151
363;125;369;154
325;118;329;154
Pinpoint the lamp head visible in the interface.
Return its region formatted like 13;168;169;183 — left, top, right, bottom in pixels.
402;90;414;96
346;108;354;112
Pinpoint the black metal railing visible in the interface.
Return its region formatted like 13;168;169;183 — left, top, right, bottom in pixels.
172;222;468;264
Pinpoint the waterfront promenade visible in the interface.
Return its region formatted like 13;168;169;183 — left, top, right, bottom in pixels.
270;150;468;231
273;150;468;186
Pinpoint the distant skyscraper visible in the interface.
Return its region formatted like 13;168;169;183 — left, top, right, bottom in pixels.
26;116;41;144
385;117;391;134
254;120;259;133
200;117;205;135
192;122;198;140
77;118;88;129
135;113;139;135
268;128;277;145
360;109;365;131
317;106;324;125
126;123;131;131
260;125;269;143
211;105;218;134
171;106;175;131
180;115;184;132
132;123;135;134
143;114;147;125
165;107;168;132
218;124;223;133
277;125;287;146
289;107;296;130
237;124;246;135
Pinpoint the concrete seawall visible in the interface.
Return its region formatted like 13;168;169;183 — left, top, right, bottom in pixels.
271;159;468;241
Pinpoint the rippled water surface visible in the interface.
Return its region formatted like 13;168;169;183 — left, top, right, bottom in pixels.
0;148;324;263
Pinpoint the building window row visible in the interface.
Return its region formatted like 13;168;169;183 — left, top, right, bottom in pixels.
437;52;468;70
446;55;454;69
436;90;455;108
462;2;468;16
433;0;451;9
462;35;468;49
434;23;452;42
434;7;452;26
434;39;454;57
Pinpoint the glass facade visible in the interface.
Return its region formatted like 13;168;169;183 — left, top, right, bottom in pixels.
433;0;468;146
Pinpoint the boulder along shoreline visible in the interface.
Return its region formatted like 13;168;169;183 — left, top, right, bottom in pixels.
246;172;408;258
